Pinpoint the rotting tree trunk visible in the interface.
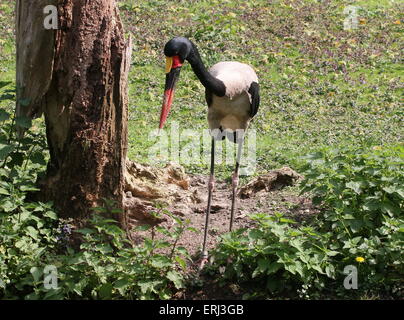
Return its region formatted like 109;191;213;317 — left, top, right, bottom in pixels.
16;0;132;222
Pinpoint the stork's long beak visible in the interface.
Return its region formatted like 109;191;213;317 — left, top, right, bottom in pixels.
159;56;182;129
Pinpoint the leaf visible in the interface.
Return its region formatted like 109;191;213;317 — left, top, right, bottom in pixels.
44;210;57;220
352;236;362;245
0;187;9;195
15;116;32;129
100;218;119;224
290;239;304;252
294;261;304;277
114;278;130;289
175;256;187;270
98;283;113;299
395;188;404;199
113;279;129;296
257;258;270;272
285;263;296;274
138;280;162;294
96;244;113;254
347;219;363;233
31;152;47;165
0;81;12;89
20;185;40;192
167;270;184;289
248;229;263;240
325;265;335;278
346;181;362;194
134;225;152;232
251;267;260;279
9;152;24;166
312;264;323;274
30;267;42;283
43;289;63;300
15;239;26;248
382;186;396;194
76;228;95;235
150;256;172;268
0;93;14;101
326;250;340;257
280;217;296;224
0;144;14;161
2;200;16;212
25;292;40;300
342;214;355;220
363;198;379;211
26;226;39;239
305;152;324;160
186;227;199;233
175;246;188;256
383;186;404;199
380;200;400;217
267;262;282;274
0;109;10;122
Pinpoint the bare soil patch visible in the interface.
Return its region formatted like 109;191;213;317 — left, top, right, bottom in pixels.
123;161;319;299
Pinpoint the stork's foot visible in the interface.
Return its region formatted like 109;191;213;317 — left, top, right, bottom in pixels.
195;251;209;271
197;257;209;271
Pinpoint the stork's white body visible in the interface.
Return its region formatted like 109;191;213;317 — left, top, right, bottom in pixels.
207;61;259;131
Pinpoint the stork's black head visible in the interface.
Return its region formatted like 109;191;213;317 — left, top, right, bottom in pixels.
159;37;194;129
164;37;193;62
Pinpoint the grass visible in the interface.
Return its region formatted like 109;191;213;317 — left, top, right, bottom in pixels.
119;0;403;180
1;0;403;175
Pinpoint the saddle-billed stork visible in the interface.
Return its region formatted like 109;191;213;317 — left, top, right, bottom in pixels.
159;37;260;269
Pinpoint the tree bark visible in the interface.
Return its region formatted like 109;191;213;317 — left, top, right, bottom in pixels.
16;0;132;221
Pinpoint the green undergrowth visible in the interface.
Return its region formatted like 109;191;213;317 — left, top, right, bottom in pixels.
208;146;403;299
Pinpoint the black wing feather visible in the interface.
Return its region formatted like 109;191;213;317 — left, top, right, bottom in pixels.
248;81;260;118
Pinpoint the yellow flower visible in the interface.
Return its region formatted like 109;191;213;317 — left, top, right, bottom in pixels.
393;20;401;25
356;257;365;263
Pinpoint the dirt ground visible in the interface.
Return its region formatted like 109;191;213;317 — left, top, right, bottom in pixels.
131;174;315;255
124;163;319;299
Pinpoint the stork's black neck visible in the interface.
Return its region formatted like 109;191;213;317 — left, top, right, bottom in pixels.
187;43;226;97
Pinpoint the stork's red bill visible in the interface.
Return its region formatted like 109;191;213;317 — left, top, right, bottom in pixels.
159;55;183;129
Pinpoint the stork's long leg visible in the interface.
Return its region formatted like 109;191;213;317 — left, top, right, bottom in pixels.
229;137;243;231
200;137;215;268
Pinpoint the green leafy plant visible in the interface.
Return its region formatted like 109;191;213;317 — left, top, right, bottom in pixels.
210;146;403;299
0;199;60;299
210;212;337;299
300;146;403;294
49;209;193;300
1;200;193;300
